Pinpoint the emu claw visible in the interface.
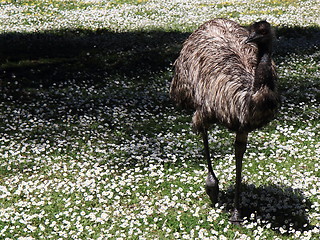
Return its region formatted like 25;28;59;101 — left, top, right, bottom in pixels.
229;209;243;225
205;174;219;205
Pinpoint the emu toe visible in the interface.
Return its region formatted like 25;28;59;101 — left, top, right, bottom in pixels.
229;209;243;225
205;173;219;205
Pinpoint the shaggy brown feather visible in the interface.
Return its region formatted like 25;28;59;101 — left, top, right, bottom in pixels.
170;18;279;132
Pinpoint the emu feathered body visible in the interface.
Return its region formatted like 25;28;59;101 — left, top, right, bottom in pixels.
170;18;279;133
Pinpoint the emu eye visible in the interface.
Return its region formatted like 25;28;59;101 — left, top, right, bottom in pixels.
259;29;268;35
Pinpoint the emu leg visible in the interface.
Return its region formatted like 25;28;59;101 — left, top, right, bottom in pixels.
230;132;248;224
202;129;219;205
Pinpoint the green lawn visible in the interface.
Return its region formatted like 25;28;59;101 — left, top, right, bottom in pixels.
0;0;319;239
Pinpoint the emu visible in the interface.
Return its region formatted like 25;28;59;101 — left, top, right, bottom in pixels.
170;19;280;223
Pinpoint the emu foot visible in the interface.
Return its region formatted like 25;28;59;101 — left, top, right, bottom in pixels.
205;173;219;205
229;209;243;225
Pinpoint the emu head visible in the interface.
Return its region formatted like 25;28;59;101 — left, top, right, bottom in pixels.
246;20;273;45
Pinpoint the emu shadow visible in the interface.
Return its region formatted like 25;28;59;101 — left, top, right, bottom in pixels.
218;183;313;233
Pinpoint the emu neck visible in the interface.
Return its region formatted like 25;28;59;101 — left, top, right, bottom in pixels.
253;43;274;91
257;43;272;63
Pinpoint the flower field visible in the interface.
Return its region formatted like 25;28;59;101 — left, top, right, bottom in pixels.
0;0;319;239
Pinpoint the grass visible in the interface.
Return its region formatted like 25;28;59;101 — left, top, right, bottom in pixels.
0;0;320;239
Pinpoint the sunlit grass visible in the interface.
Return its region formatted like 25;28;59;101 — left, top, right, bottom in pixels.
0;0;319;239
1;0;319;33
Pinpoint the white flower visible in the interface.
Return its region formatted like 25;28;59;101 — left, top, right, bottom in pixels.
101;212;108;220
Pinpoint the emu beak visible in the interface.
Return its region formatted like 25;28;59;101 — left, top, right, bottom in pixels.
245;32;257;44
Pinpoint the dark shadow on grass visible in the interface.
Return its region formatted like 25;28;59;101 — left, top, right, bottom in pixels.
0;29;188;131
274;26;320;108
275;25;320;57
0;29;189;133
216;184;314;233
0;26;319;174
0;29;188;90
1;25;319;102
